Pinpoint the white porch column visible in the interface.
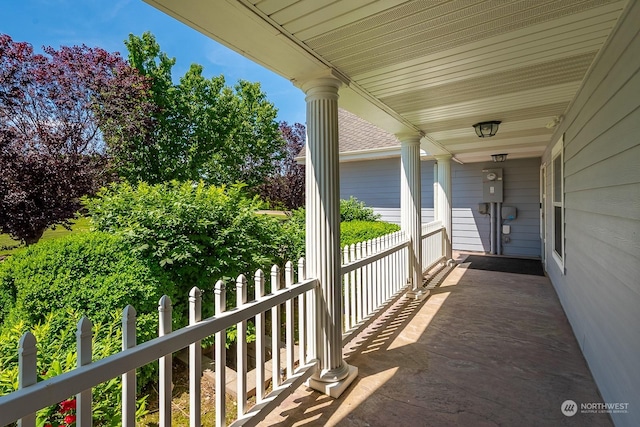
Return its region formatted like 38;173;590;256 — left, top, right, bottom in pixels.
398;134;426;299
302;75;357;398
435;154;453;260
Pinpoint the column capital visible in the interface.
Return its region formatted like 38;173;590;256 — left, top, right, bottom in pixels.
396;133;422;146
434;154;452;161
296;69;346;98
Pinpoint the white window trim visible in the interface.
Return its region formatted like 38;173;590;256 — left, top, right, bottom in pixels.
551;134;565;273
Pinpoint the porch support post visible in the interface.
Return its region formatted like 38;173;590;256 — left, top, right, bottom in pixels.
435;154;453;261
398;133;427;300
301;74;357;398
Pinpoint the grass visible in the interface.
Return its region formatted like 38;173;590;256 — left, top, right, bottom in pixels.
0;216;91;256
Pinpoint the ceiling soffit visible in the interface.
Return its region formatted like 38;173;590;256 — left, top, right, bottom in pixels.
249;0;625;161
147;0;627;161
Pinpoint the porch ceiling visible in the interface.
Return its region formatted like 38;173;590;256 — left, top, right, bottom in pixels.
143;0;626;163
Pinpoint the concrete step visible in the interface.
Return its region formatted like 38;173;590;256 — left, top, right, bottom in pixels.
176;341;299;398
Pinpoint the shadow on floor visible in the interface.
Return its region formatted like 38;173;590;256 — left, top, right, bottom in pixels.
257;260;611;427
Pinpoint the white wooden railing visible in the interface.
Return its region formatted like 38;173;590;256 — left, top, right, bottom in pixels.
0;222;447;426
0;260;317;427
421;220;446;273
341;230;410;338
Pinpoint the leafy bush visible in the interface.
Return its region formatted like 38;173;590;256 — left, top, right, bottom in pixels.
281;208;400;260
0;231;168;423
83;181;287;314
340;196;380;222
0;311;148;425
280;207;306;261
340;221;400;247
0;232;173;336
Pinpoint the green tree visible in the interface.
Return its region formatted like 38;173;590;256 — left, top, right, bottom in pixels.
106;32;284;186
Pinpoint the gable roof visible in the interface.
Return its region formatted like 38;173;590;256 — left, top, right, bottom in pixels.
338;108;399;152
297;108;401;163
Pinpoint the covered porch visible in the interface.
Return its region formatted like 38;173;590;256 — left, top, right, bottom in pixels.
259;253;611;426
1;1;638;426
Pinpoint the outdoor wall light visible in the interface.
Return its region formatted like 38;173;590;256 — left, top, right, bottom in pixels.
473;121;501;137
491;153;508;162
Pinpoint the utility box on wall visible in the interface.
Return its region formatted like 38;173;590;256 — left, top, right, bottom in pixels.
482;168;503;202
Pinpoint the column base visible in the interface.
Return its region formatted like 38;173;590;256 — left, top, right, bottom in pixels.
307;364;358;398
406;288;430;301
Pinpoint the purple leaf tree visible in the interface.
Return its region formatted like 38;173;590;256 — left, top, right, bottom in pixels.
0;34;151;244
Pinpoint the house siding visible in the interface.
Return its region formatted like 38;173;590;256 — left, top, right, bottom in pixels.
542;2;640;426
340;157;541;257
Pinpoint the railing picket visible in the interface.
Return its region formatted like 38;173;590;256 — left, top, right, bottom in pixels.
375;237;381;308
189;288;202;427
214;280;226;427
255;269;266;402
355;242;363;323
76;317;93;427
382;236;388;303
236;275;248;418
158;296;172;427
18;332;37;427
343;245;350;332
4;221;442;427
270;265;282;388
349;244;356;328
297;258;306;364
0;275;319;427
285;262;295;378
366;239;373;317
121;305;136;427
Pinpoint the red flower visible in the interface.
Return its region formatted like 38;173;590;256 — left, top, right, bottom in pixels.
59;398;76;413
44;424;52;427
63;414;76;425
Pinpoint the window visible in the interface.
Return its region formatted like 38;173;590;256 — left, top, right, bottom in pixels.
551;135;564;270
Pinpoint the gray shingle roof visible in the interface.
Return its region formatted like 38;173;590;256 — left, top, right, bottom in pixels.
337;108;400;152
297;108;400;158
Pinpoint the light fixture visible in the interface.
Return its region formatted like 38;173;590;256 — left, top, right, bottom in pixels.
473;121;501;137
491;153;508;162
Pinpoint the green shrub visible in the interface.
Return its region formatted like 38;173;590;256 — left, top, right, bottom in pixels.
282;199;391;259
0;230;169;422
83;181;287;314
281;212;400;260
340;196;380;222
0;311;148;425
280;207;306;262
0;232;173;335
340;221;400;247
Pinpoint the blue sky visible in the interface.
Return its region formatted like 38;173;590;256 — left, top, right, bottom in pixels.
0;0;307;125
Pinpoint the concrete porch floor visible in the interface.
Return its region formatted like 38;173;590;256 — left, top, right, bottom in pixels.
257;254;612;427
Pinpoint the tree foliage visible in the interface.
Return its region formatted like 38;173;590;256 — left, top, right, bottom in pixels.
256;121;306;209
0;34;150;244
107;32;285;187
83;181;290;314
